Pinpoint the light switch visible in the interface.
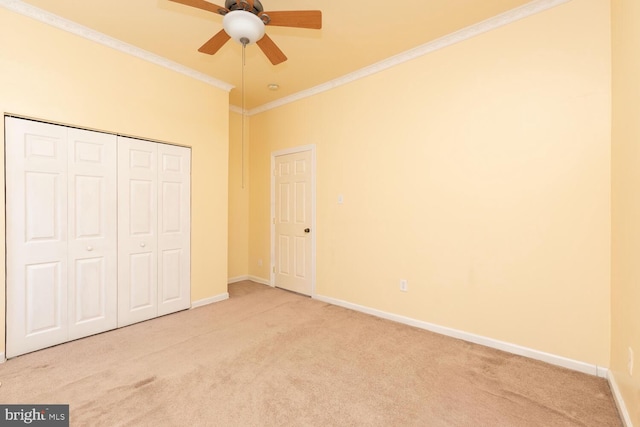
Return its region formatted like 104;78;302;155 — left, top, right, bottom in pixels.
338;195;344;204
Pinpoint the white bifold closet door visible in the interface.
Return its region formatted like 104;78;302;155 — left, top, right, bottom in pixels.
6;117;117;358
117;136;191;327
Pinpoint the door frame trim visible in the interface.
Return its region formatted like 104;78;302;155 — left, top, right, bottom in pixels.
270;145;317;297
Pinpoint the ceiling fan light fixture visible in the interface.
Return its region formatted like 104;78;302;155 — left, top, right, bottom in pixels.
223;10;265;45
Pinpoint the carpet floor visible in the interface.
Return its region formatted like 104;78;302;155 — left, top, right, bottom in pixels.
0;281;622;426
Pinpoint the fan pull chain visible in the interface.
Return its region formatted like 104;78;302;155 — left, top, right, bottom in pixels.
241;41;246;189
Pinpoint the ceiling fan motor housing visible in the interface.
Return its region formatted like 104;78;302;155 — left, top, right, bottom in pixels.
225;0;264;14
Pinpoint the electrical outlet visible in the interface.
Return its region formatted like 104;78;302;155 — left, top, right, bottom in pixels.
629;347;634;376
258;259;263;267
400;279;408;292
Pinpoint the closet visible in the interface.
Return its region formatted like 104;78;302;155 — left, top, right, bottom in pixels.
5;117;191;358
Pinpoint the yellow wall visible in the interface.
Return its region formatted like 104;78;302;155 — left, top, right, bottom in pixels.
249;0;612;366
0;7;230;355
228;111;249;279
611;0;640;423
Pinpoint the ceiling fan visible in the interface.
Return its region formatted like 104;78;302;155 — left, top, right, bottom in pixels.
169;0;322;65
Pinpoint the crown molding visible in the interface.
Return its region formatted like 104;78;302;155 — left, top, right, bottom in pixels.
229;105;248;115
0;0;570;113
0;0;234;93
241;0;572;116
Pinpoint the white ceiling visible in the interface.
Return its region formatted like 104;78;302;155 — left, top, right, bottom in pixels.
13;0;537;109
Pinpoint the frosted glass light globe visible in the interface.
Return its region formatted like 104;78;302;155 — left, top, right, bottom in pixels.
223;10;265;45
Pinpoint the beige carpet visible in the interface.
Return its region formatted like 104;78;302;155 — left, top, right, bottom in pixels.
0;281;622;426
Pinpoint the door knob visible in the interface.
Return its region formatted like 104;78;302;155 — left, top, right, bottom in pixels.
304;228;311;233
87;246;93;251
140;242;146;247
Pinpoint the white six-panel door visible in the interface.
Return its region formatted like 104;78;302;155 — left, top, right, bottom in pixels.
274;150;313;295
117;137;159;327
6;118;118;357
157;144;191;316
6;119;69;358
67;128;118;340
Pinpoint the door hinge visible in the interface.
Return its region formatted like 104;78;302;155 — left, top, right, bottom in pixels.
272;266;276;273
272;218;276;225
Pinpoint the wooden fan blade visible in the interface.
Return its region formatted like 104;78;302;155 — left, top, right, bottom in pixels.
169;0;228;15
198;29;231;54
261;10;322;29
256;34;287;65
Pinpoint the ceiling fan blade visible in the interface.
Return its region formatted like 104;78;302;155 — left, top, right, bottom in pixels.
261;10;322;29
198;29;231;54
169;0;228;15
256;34;287;65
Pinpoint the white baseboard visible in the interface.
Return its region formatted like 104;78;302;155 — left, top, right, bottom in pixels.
0;353;5;363
228;275;272;286
608;371;634;427
190;292;229;309
314;294;608;378
248;275;272;286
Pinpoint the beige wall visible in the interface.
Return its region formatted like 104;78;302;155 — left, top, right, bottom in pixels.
249;0;612;366
228;111;250;279
611;0;640;423
0;8;230;355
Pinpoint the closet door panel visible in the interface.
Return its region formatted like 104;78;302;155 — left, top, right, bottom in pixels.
67;128;117;340
7;118;192;356
157;144;191;315
6;118;69;358
118;136;158;327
